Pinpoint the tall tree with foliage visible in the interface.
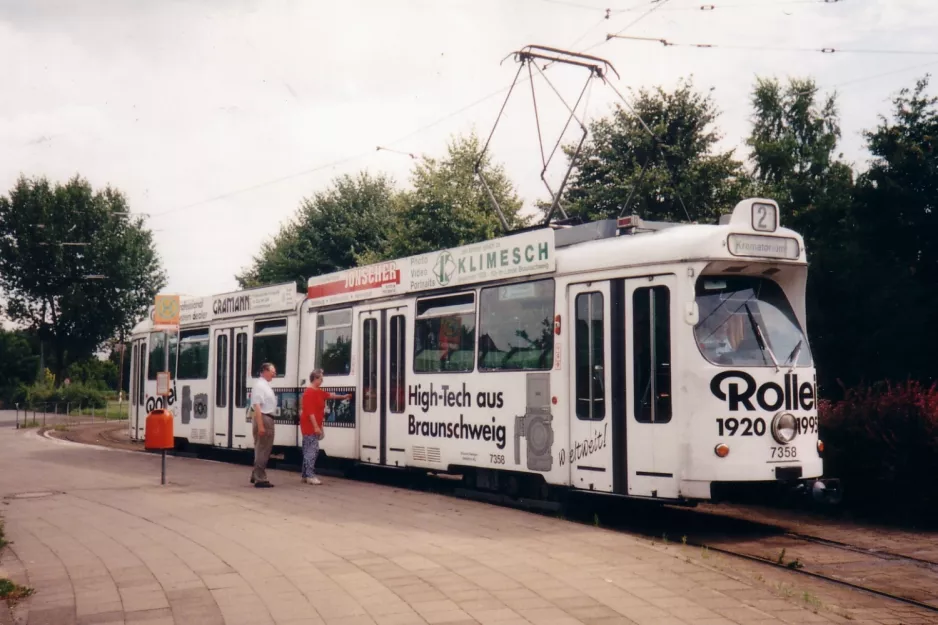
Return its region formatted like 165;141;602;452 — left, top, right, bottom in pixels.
747;77;855;230
746;77;858;392
852;76;938;384
563;78;749;224
236;172;397;290
0;329;39;406
0;176;165;382
363;133;527;263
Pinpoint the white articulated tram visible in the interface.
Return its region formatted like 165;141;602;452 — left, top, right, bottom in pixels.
128;197;823;502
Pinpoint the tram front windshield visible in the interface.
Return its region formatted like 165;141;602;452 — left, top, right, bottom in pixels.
694;276;812;367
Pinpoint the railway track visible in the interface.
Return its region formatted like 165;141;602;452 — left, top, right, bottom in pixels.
49;421;938;617
692;531;938;614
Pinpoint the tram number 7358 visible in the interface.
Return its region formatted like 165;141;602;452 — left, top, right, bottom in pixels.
716;416;819;436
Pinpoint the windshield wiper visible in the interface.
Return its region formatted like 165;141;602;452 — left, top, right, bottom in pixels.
744;303;780;371
785;339;803;371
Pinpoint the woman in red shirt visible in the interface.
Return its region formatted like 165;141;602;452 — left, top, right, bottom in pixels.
300;369;351;485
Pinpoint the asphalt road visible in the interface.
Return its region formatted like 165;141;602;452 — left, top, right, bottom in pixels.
0;409;24;427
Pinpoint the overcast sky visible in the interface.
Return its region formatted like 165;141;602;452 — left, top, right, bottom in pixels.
2;0;937;300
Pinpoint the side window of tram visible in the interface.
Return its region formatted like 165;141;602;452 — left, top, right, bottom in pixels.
234;333;248;408
414;293;476;373
177;329;210;380
216;334;228;408
479;279;555;371
137;344;146;405
251;319;287;378
315;310;353;375
130;344;137;405
633;286;672;424
389;315;406;414
361;318;378;413
575;292;605;421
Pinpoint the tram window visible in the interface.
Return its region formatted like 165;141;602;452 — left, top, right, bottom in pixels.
633;286;672;424
414;293;476;373
137;343;146;405
177;329;210;380
479;279;555;372
130;344;137;406
315;309;352;375
235;332;248;408
251;319;287;378
575;292;605;420
362;318;378;413
147;332;177;380
216;334;229;408
389;315;406;413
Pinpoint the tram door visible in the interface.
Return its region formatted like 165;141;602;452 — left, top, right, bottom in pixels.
358;305;408;466
212;325;249;449
625;275;679;499
130;337;148;440
568;282;615;492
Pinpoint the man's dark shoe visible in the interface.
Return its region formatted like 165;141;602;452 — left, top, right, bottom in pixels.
250;476;256;484
254;481;274;488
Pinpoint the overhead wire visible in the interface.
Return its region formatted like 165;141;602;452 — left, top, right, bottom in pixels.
149;0;855;223
602;0;676;48
152;0;668;220
535;0;844;14
819;59;938;90
605;34;938;56
612;0;843;13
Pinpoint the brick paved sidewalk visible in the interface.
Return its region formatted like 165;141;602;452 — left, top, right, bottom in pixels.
0;428;918;625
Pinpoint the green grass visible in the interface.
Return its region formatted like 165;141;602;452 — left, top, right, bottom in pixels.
19;421;40;429
0;521;34;606
0;578;34;606
68;400;129;421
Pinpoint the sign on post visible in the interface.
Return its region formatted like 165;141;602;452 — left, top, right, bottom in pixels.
156;371;171;397
153;294;181;331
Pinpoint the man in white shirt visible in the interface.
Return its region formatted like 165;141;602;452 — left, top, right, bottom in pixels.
250;362;279;488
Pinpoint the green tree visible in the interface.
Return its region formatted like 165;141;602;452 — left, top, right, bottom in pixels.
64;357;119;391
747;77;855;231
852;76;938;383
0;176;165;382
746;77;857;392
236;172;397;291
0;329;39;406
563;78;749;224
107;342;132;396
364;133;527;263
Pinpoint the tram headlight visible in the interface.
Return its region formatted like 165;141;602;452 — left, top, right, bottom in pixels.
771;412;798;445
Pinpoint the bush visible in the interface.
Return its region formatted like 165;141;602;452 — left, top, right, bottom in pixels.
821;381;938;523
19;379;107;411
65;358;119;391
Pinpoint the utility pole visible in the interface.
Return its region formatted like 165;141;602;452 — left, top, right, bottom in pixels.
116;334;126;415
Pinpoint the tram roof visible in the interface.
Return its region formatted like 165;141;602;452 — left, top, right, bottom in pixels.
130;198;805;336
303;197;805;307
